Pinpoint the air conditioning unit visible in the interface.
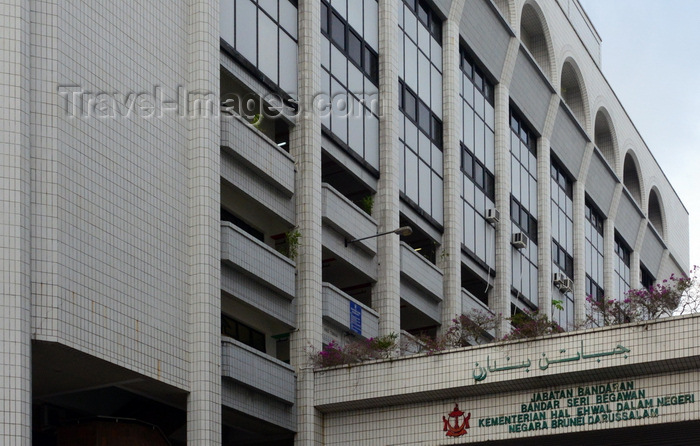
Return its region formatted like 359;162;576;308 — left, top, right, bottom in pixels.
511;232;528;249
485;208;500;224
553;273;573;292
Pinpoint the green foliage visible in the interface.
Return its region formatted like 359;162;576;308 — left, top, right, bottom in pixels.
358;195;374;216
283;227;301;260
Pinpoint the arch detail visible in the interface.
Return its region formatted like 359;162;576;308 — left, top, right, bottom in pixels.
593;106;618;172
560;57;590;132
519;1;555;81
647;186;665;239
622;150;644;207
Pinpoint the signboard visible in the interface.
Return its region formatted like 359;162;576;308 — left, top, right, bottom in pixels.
350;301;362;335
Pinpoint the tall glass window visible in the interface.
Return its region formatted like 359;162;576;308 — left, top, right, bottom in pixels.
320;0;380;170
510;110;538;305
614;234;632;300
398;0;444;225
585;202;605;302
220;0;298;95
460;50;495;270
550;160;574;327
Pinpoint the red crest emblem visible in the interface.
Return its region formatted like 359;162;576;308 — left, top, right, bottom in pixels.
443;404;471;437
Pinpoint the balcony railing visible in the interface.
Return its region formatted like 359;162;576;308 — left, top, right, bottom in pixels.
399;242;443;302
221;222;295;299
221;115;295;196
221;337;296;405
322;283;379;340
322;183;378;255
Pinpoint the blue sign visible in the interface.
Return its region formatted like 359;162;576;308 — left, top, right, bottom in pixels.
349;301;362;336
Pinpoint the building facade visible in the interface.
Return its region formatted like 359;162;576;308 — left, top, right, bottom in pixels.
0;0;690;445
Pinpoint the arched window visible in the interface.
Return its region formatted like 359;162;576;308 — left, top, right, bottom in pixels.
520;2;552;80
623;152;642;205
560;59;588;129
648;188;665;238
594;108;617;171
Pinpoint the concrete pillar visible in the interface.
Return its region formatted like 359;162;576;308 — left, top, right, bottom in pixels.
536;138;552;319
290;1;324;444
0;1;32;443
374;0;401;338
493;84;512;337
186;0;222;444
603;218;616;300
440;16;462;330
573;180;587;325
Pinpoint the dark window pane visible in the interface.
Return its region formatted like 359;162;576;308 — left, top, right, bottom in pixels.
238;324;251;345
510;114;518;132
418;100;430;131
331;12;345;48
404;89;417;120
348;30;362;66
485;172;495;199
463;57;473;78
552;242;559;262
463;150;473;177
430;16;441;38
511;199;519;223
519;125;528;145
474;70;483;92
251;331;266;353
530;216;538;241
521;209;529;231
364;46;378;82
474;163;484;188
551;164;558;179
417;2;429;25
431;116;442;147
321;2;328;34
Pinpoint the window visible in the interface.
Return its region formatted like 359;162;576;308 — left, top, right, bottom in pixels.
221;0;298;94
551;162;573;198
403;0;442;43
552;240;574;279
322;0;379;84
510;111;537;154
510;196;538;243
461;50;494;104
221;314;266;353
461;144;495;200
399;80;442;148
586;275;604;302
641;264;655;290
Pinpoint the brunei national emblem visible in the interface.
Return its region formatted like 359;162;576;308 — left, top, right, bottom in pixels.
442;404;471;437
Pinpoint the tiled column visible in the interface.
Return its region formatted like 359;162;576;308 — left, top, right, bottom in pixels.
440;15;462;330
374;0;401;338
604;186;622;299
186;1;222;444
536;138;552;319
493;84;512;337
572;179;586;324
290;1;323;444
0;1;32;443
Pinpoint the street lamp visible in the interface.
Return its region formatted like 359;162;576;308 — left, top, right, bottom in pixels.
345;226;413;247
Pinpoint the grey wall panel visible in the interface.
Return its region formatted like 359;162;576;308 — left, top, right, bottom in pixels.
400;280;441;323
222;378;296;432
585;151;618;216
550;104;588;180
459;0;510;79
221;338;296;404
615;191;644;246
433;0;452;18
510;50;552;134
640;224;665;276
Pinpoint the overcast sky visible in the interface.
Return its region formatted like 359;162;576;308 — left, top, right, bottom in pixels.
578;0;700;272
